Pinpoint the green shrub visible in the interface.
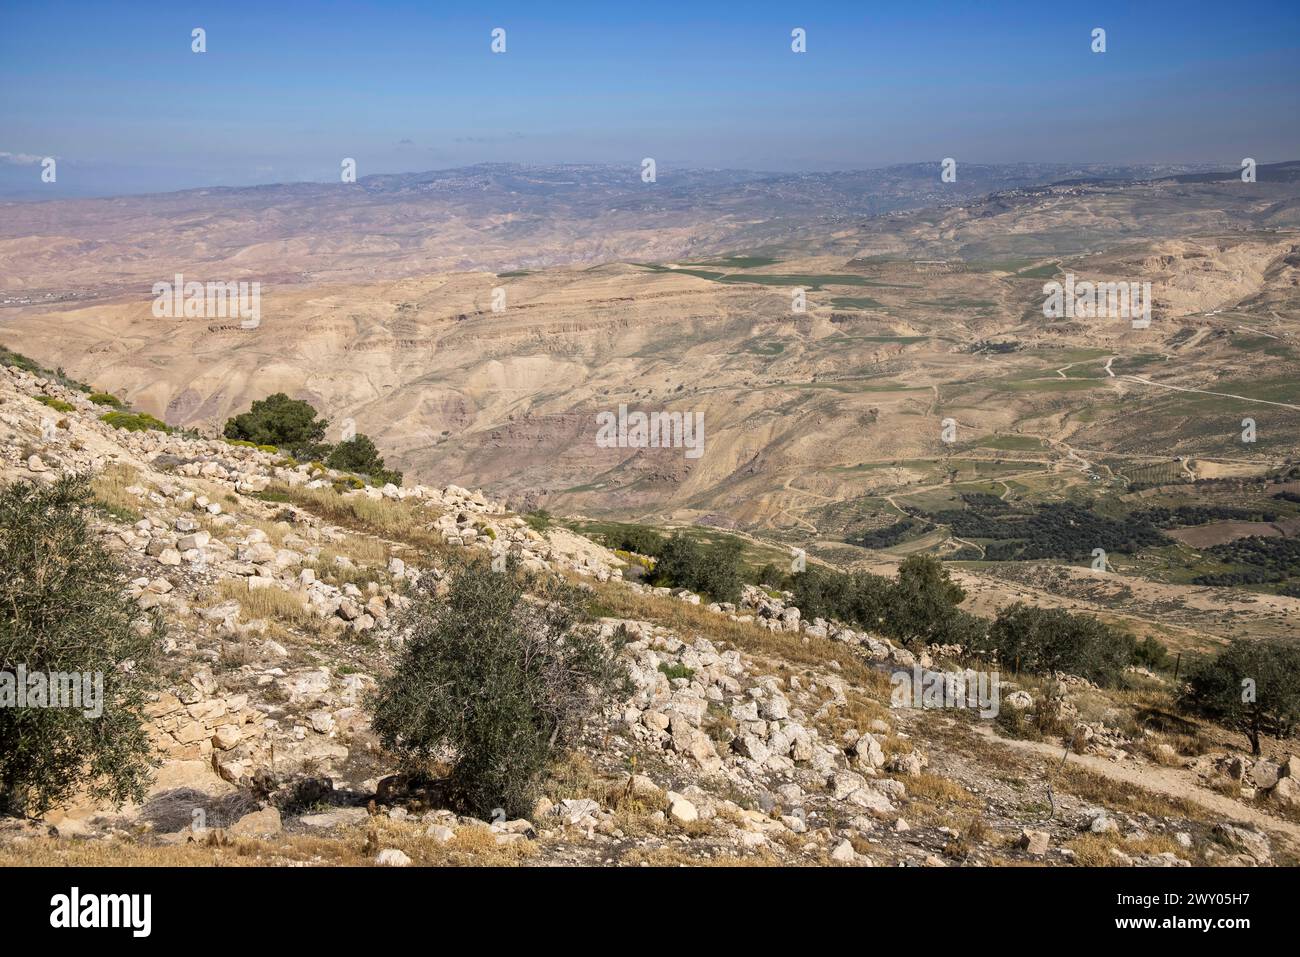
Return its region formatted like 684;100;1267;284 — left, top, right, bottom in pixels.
255;444;278;454
524;510;552;533
35;396;75;413
223;393;329;459
325;434;403;486
973;602;1134;687
604;524;665;557
1133;636;1172;672
1182;639;1300;755
790;566;852;622
0;474;163;817
790;556;980;648
651;534;743;604
87;392;124;409
658;662;695;681
754;562;788;590
368;558;629;818
100;411;169;432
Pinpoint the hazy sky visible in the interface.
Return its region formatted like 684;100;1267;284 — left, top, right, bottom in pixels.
2;0;1298;195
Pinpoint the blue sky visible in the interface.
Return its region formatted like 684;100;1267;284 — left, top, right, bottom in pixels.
1;0;1298;194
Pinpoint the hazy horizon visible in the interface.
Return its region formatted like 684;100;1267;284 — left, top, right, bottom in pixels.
3;0;1298;197
0;157;1269;203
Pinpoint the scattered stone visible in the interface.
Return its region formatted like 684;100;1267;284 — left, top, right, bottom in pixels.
426;824;455;843
1020;829;1050;855
830;839;857;863
667;792;699;824
228;806;281;837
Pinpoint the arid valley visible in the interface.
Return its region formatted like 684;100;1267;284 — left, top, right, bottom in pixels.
2;8;1299;932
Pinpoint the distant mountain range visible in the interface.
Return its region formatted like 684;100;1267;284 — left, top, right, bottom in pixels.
0;160;1255;299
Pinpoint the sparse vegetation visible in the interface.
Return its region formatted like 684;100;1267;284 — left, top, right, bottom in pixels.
369;558;630;819
0;346;91;392
101;410;170;432
1182;638;1300;755
0;475;163;818
223;393;330;459
254;483;445;553
974;603;1138;687
523;510;552;533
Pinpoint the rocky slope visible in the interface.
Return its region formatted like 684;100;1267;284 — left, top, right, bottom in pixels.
1;363;1296;867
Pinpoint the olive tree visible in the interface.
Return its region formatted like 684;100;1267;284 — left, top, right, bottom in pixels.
1183;639;1300;755
0;475;163;817
368;557;628;818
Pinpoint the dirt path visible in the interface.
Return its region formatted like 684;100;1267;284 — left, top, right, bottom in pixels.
1120;374;1300;412
973;726;1300;847
1045;436;1092;473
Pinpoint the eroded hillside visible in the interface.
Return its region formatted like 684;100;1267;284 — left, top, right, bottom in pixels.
2;360;1297;868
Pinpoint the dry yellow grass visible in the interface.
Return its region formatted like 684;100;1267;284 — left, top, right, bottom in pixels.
585;578;890;695
241;516;290;548
544;753;618;805
1053;763;1208;821
90;462;144;520
267;483;447;553
619;845;787;867
321;535;390;565
904;772;979;806
215;578;314;626
1065;832;1188;867
814;688;893;742
0;817;538;867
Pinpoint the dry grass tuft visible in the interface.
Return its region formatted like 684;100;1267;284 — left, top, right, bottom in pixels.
0;815;539;867
584;578;890;695
90;463;144;521
1065;831;1187;867
905;772;979;805
1053;764;1207;821
265;483;447;554
216;578;314;627
619;845;784;867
